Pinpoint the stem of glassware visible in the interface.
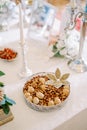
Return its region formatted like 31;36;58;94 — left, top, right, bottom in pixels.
22;43;27;72
19;41;32;78
78;17;86;59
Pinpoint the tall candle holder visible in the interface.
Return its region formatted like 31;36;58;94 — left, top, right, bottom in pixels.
68;10;87;72
19;42;32;78
18;2;32;78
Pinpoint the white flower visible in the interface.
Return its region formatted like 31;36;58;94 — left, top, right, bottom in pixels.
51;29;80;59
56;40;65;50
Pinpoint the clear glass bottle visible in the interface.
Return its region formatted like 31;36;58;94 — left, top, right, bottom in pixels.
27;0;56;41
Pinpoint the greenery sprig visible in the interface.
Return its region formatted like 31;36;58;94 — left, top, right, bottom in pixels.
0;71;5;87
0;71;16;114
52;42;66;58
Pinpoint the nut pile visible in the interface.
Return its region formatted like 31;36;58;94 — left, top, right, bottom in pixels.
23;74;70;107
0;48;17;61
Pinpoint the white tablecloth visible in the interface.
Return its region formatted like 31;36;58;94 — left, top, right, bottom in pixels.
0;27;87;130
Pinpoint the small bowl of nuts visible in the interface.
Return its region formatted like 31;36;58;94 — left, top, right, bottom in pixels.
0;48;18;61
23;68;70;112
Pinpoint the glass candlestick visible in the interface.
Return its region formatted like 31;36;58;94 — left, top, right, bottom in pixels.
19;43;32;78
68;12;87;72
18;3;32;78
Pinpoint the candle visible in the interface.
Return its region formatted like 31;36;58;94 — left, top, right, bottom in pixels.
19;3;25;45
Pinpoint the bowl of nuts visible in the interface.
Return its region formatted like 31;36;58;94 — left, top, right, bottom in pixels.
23;68;70;111
0;48;18;61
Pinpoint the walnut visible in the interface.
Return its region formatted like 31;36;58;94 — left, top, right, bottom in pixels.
36;92;44;99
39;78;45;84
40;84;46;90
63;88;69;96
27;96;32;102
24;92;30;98
28;86;34;93
64;85;70;90
33;97;39;104
54;97;61;105
48;100;54;106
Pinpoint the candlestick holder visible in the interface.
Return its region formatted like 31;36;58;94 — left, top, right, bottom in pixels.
18;3;32;78
19;43;32;78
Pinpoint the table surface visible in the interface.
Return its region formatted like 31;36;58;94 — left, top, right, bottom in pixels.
0;21;87;130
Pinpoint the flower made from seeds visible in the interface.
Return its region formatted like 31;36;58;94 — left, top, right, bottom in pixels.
46;68;70;88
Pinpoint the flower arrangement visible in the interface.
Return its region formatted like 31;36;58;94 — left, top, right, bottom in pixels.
0;71;16;114
49;29;80;59
51;36;67;58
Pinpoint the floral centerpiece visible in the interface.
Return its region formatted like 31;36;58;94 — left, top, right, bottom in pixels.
0;71;16;114
49;29;80;59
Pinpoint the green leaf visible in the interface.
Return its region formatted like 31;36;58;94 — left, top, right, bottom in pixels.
5;96;16;105
0;82;4;87
2;104;10;114
53;52;64;58
52;44;58;53
60;46;66;50
0;71;5;76
6;101;13;106
0;99;5;105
